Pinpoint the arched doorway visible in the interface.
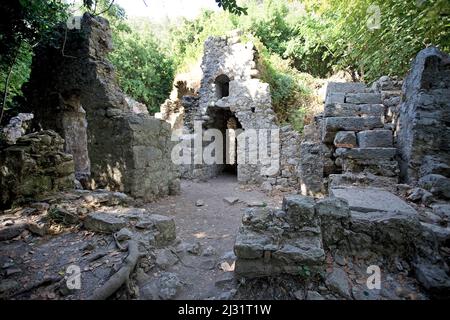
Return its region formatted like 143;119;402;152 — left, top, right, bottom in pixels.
206;107;242;176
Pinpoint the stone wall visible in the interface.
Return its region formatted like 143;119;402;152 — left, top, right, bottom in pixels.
397;47;450;192
298;78;408;195
169;32;300;189
155;71;201;130
234;194;450;297
370;76;403;136
0;130;75;207
298;48;450;198
23;13;179;202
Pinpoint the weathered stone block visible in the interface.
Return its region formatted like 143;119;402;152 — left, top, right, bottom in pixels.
234;234;325;278
324;117;384;132
334;131;357;148
325;92;345;105
325;268;351;299
0;223;27;241
328;172;398;193
316;197;350;249
345;93;382;104
414;262;450;298
357;130;393;148
148;214;176;246
419;155;450;177
324;103;385;117
0;131;75;208
335;147;396;160
348;210;421;258
330;187;416;214
83;212;126;233
234;195;325;278
316;197;350;218
271;240;324;265
326;82;367;95
432;203;450;220
341;158;399;177
299;142;325;197
49;207;80;225
282;195;318;227
396;46;450;184
234;231;271;259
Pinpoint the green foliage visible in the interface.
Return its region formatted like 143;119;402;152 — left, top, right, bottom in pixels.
298;265;312;279
0;0;69;66
0;45;32;111
301;0;450;81
0;0;69;122
2;0;448;130
253;36;318;131
215;0;248;15
169;10;236;72
109;29;175;113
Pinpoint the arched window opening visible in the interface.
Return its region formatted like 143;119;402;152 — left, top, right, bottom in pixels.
215;74;230;99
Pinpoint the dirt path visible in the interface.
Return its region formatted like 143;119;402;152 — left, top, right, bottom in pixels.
144;174;279;299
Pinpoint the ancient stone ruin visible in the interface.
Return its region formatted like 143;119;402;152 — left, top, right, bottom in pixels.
234;46;450;298
158;32;302;191
21;13;179;202
0;12;449;301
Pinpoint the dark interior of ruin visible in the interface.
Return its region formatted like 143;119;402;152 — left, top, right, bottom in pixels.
214;74;230;99
207;107;242;175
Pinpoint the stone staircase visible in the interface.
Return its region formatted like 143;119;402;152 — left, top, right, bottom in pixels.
320;82;399;191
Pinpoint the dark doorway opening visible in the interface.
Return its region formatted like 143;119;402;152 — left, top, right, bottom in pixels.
206;107;242;176
215;74;230;99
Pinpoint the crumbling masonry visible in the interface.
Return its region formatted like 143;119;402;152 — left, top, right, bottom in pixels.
159;33;302;190
235;47;450;298
22;13;180;202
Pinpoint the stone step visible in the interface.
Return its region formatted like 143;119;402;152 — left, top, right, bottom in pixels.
357;129;393;148
325;92;346;105
234;198;325;278
324;116;384;132
324;103;385;117
234;232;325;277
345;92;382;104
326;82;368;95
335;147;396;160
330;187;416;214
340;158;399;177
328;172;398;193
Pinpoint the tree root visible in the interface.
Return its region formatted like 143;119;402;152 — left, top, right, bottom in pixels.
88;240;142;300
11;275;62;298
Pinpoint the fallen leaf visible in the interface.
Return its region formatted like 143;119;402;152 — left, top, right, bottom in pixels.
220;261;235;272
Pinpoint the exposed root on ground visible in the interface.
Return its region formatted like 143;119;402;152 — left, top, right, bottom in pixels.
88;240;143;300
